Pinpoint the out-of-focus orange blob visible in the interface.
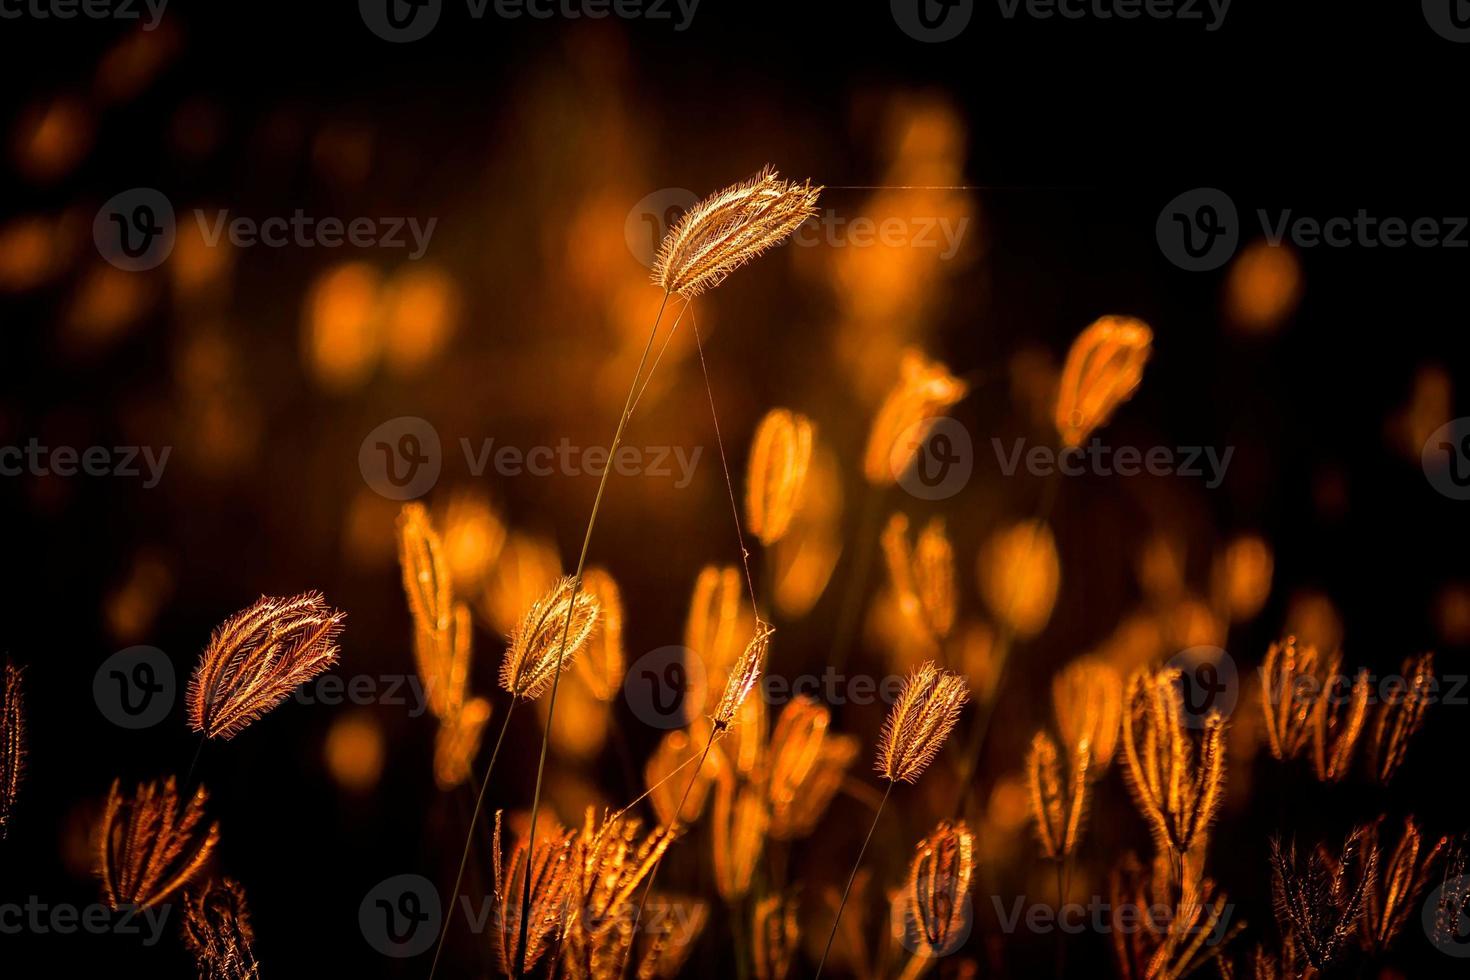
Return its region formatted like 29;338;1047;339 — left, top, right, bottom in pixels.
64;264;152;350
435;491;506;596
481;532;562;636
1054;316;1153;448
1225;241;1301;333
1391;364;1452;462
0;214;73;291
311;123;375;186
104;550;175;644
863;349;969;486
772;445;843;619
1284;590;1343;656
170;216;235;299
977;520;1060;639
12;97;92;182
93;23;182;106
1136;532;1187;603
382;265;460;374
536;669;609;760
325;711;386;793
1212;534;1274;623
342;488;402;567
304;262;382;390
1435;583;1470;647
987;773;1031;833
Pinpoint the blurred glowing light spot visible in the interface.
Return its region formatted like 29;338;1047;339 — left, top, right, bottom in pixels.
304;262;382;390
1225;241;1301;332
382;265;460;375
325;711;385;793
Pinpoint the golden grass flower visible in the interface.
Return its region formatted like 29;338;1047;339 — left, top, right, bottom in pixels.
1120;669;1227;862
686;564;755;681
187;592;345;740
766;695;859;841
875;662;969;784
574;567;625;701
712;775;768;901
1367;651;1434;784
561;808;674;974
98;776;220;910
745;408;815;547
652;167;821;299
1054;315;1153;448
500;576;601;700
645;724;728;825
1052;657;1124;774
181;877;260;980
396;504;472;720
432;696;492;790
881;513;957;649
903;819;975;957
1109;850;1239;980
491;811;576;976
634;895;708;979
1268;826;1379;971
977;519;1060;639
1361;815;1448;955
1309;657;1370;783
862;349;969;486
1259;636;1321;762
712;621;773;733
753;892;800;980
0;660;23;840
1026;730;1093;861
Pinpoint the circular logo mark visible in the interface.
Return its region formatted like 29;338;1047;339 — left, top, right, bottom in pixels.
893;416;972;501
625;188;698;270
891;0;974;42
1156;188;1238;272
1423;418;1470;501
890;878;973;957
360;0;442;42
359;416;442;500
360;874;441;957
94;188;176;272
623;646;708;730
1165;645;1238;727
1424;0;1470;42
94;646;176;729
1424;875;1470;957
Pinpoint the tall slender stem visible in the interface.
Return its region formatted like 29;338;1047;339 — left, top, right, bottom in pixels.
815;780;894;979
514;293;672;976
428;697;518;980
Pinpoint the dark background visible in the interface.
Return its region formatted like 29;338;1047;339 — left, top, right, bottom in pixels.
3;1;1469;976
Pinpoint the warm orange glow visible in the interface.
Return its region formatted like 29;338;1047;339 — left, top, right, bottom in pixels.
13;97;91;182
481;532;562;636
977;520;1060;639
863;349;969;486
436;491;507;595
1213;534;1274;623
382;264;461;375
325;712;386;793
303;262;382;391
1054;316;1152;449
1225;240;1302;332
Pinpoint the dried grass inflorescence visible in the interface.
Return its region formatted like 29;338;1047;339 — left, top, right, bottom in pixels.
1120;669;1227;863
433;695;492;790
881;513;956;650
1052;657;1124;773
746;408;815;547
875;662;969;784
976;519;1060;639
712;774;769;901
396;503;471;720
1360;815;1448;955
633;895;708;980
644;725;728;825
652;166;821;299
1309;655;1370;783
1026;731;1090;862
574;567;625;701
98;777;220;910
1367;651;1434;784
1054;315;1154;448
1268;826;1379;971
187;591;345;740
562;808;674;975
903;819;975;958
1109;851;1239;980
0;660;24;840
686;564;755;683
765;695;859;841
712;621;773;733
181;877;260;980
753;892;800;980
863;349;969;486
1259;636;1321;762
500;576;602;700
491;810;577;976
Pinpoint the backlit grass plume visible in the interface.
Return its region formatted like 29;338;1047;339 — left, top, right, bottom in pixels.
1310;655;1370;782
98;776;219;910
187;592;345;740
712;621;772;732
181;877;261;980
652;167;821;299
1360;815;1448;955
901;819;975;960
0;660;23;840
1367;651;1434;784
753;893;800;980
745;408;815;547
562;808;674;977
1120;669;1227;866
1269;826;1379;971
1054;314;1154;448
862;349;969;486
396;503;471;720
881;512;956;650
1259;636;1320;762
1109;850;1239;980
491;810;577;976
500;575;602;700
765;695;858;841
819;663;969;978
